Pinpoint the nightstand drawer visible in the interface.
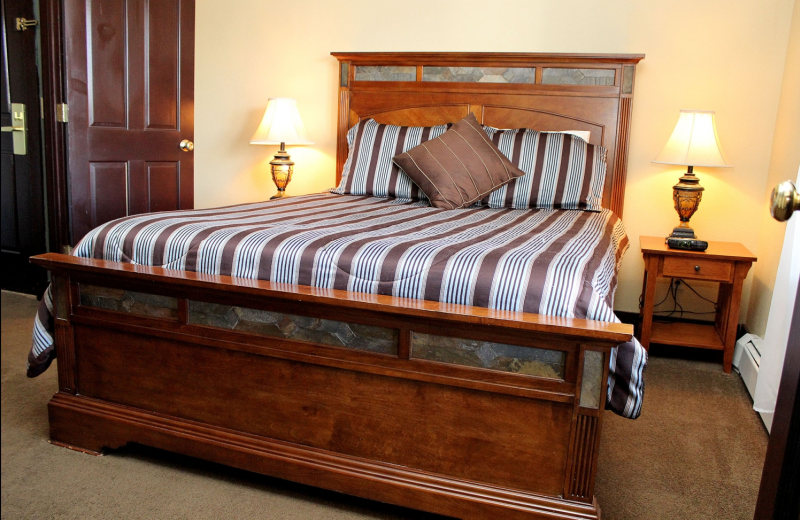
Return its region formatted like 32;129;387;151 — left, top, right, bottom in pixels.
662;256;733;282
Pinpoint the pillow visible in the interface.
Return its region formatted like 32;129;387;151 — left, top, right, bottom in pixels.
332;119;449;200
480;126;608;211
392;114;526;210
553;130;591;142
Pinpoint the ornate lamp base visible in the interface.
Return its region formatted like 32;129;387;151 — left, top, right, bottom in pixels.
270;142;294;200
670;166;704;240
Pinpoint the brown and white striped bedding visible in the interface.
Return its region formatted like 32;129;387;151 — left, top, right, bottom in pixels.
28;193;646;418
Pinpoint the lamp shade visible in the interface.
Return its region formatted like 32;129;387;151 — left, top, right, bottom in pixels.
250;98;314;146
652;110;732;168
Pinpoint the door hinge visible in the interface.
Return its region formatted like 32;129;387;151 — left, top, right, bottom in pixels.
15;18;38;31
56;103;69;123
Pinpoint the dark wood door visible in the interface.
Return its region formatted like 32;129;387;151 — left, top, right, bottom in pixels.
754;280;800;519
63;0;194;244
1;0;48;295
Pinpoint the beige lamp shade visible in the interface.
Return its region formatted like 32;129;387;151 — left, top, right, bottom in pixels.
250;98;314;145
652;110;732;168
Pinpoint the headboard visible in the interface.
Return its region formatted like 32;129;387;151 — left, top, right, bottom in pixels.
331;52;644;217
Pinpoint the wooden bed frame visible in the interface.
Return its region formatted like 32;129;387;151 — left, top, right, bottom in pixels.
32;52;643;520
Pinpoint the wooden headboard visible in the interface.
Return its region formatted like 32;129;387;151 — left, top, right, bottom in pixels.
331;52;643;217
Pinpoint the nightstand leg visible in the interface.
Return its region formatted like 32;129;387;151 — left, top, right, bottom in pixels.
715;284;732;347
639;254;659;351
720;262;752;373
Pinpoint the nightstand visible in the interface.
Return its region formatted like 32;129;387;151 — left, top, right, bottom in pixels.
638;236;757;373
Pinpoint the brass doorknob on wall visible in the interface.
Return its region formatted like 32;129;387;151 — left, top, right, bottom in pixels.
180;139;194;152
770;180;800;222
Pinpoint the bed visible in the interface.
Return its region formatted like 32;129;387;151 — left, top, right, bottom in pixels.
29;52;645;520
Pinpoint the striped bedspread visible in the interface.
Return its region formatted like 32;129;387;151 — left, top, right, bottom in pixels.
29;193;646;418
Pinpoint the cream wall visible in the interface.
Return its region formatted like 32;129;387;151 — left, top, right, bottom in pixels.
746;0;800;338
194;0;795;316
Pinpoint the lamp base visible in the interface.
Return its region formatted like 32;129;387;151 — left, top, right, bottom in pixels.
269;142;294;201
669;226;697;239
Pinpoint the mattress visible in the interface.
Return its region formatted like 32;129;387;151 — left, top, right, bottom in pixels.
29;192;646;418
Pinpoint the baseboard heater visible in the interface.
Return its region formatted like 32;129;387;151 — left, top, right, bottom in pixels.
733;333;773;431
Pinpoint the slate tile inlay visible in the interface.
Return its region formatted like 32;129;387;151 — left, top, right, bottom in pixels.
80;284;178;319
541;68;615;86
354;66;416;82
411;332;565;379
188;300;398;355
580;350;605;409
422;67;536;83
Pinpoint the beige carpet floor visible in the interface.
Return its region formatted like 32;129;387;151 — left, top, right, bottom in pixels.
1;290;768;519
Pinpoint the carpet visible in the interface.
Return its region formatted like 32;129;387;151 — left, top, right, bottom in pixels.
1;291;768;519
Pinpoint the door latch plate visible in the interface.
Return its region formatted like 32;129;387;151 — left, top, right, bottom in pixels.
1;103;27;155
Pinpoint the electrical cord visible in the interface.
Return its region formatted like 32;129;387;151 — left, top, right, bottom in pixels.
639;278;675;309
650;278;718;323
680;279;720;310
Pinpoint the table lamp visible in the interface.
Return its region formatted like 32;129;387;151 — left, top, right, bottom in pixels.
652;110;732;239
250;98;314;199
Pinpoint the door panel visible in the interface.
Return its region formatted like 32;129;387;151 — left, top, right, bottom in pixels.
1;0;48;295
65;0;194;244
86;0;126;127
147;162;179;212
89;162;128;224
146;0;179;129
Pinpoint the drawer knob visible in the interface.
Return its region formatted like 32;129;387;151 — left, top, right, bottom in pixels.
695;265;700;272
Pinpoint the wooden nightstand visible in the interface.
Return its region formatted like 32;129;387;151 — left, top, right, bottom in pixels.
639;236;757;373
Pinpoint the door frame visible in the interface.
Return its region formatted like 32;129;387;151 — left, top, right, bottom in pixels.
40;0;70;251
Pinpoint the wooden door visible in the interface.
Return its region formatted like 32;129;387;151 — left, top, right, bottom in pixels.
754;281;800;519
63;0;194;244
1;0;48;295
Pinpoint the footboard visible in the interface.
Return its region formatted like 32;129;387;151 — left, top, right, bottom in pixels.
31;253;632;520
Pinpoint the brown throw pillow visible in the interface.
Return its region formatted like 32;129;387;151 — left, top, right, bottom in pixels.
392;113;526;209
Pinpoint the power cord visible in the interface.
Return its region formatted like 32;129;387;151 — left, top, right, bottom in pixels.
649;278;718;323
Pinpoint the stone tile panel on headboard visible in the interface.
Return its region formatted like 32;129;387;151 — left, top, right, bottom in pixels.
541;68;615;85
422;67;536;83
354;66;416;81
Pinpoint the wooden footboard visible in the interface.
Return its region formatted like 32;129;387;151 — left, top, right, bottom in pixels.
32;253;632;520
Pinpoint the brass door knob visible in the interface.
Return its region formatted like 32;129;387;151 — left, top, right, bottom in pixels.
180;139;194;152
771;180;800;222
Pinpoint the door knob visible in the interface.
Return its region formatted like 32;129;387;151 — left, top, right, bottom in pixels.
179;139;194;152
770;180;800;222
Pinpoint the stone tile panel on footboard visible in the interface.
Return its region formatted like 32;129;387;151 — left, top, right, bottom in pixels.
187;300;398;355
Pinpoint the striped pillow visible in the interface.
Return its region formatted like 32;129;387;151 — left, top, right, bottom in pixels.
480;126;608;211
333;119;450;200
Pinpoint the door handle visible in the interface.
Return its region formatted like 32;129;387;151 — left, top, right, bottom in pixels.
771;180;800;222
180;139;194;152
1;103;27;155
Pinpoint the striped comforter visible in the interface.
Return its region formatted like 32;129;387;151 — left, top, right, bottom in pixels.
29;193;646;418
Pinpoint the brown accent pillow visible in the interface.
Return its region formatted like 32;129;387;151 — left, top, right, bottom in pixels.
392;113;526;209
